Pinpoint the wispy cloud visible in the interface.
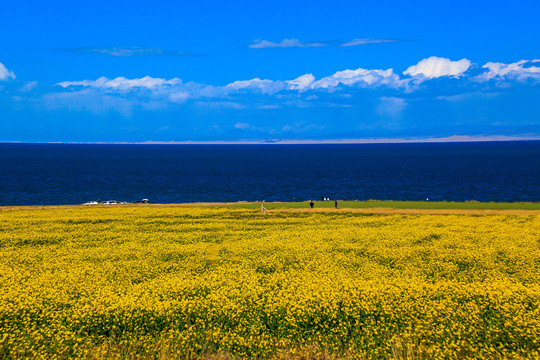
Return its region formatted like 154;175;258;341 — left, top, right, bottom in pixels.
437;91;501;102
340;38;398;47
58;46;200;57
0;62;16;81
249;39;327;49
249;38;399;49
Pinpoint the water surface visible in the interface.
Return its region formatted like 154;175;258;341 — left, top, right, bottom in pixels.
0;141;538;205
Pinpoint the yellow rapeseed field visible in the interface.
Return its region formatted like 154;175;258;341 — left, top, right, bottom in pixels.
0;206;539;359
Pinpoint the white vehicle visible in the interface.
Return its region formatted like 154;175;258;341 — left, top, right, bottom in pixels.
82;201;99;205
102;200;118;205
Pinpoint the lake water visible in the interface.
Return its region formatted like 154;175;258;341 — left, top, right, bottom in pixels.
0;141;538;205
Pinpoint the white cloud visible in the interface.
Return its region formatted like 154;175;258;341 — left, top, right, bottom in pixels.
50;66;407;111
286;74;315;91
0;62;16;81
226;78;285;94
341;38;397;47
311;68;404;89
226;78;272;90
234;122;250;129
249;39;326;49
403;56;471;78
476;60;540;82
57;76;182;90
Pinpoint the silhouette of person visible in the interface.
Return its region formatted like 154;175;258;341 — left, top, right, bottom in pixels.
335;200;338;208
310;200;314;208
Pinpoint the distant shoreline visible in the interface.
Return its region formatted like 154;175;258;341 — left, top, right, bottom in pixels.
1;135;540;145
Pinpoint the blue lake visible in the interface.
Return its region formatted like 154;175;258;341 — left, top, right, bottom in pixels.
0;141;538;205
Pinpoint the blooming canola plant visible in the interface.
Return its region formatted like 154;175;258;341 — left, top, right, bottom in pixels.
0;206;539;359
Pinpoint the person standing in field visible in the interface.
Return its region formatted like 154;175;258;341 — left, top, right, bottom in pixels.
310;200;314;208
335;200;338;208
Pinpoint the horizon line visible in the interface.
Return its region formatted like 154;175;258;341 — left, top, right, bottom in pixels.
1;135;539;145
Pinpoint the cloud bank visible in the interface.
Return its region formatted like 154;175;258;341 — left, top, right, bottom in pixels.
2;56;539;142
0;55;525;127
49;57;539;109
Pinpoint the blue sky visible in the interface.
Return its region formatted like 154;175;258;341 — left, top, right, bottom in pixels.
0;0;539;142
